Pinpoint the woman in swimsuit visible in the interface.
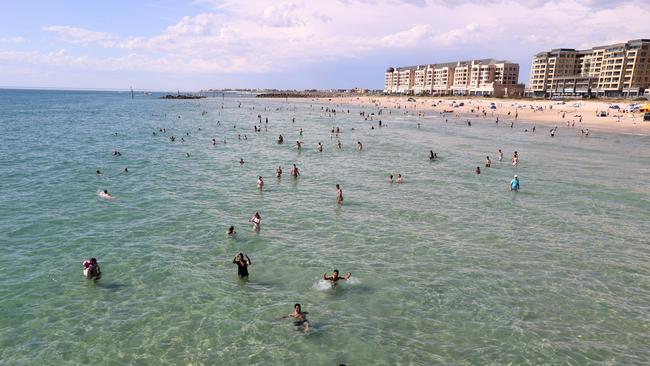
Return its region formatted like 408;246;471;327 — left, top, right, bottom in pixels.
249;212;261;230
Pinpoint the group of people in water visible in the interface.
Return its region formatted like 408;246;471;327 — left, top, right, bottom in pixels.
86;97;532;334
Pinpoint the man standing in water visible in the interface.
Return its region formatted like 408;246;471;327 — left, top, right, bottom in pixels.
336;184;343;204
323;269;351;285
232;253;251;278
510;175;520;191
285;303;310;333
290;164;300;177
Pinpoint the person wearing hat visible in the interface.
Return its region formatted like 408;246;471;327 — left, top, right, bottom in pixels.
510;175;520;191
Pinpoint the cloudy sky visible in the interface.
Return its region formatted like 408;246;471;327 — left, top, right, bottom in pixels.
0;0;647;91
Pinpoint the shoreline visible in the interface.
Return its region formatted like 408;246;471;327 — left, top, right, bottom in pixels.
280;96;650;135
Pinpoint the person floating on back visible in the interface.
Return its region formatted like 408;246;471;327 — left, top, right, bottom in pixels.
99;190;113;199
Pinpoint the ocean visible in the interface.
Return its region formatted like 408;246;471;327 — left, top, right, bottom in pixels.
1;89;649;365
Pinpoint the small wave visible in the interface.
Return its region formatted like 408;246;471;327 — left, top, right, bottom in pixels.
313;279;332;291
312;277;360;290
346;277;361;285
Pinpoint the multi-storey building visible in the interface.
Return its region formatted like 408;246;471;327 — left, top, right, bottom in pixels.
529;39;650;97
384;59;522;97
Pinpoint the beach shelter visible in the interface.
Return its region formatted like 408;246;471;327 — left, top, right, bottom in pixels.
640;103;650;112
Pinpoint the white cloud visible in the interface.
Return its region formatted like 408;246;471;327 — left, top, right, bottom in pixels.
3;0;649;84
0;36;27;44
43;26;118;47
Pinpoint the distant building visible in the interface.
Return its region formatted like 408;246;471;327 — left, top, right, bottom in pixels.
384;59;523;97
529;39;650;98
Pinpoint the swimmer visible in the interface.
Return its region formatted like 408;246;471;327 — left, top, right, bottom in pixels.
475;166;481;175
275;166;282;178
357;141;363;151
257;176;264;189
82;257;101;278
510;175;520;191
232;252;251;278
99;190;113;199
429;150;436;160
290;164;300;177
295;141;302;149
277;134;284;144
186;152;190;158
96;170;103;176
227;226;236;236
337;140;342;149
498;149;503;161
249;212;261;230
124;167;128;173
389;174;394;183
336;184;343;204
317;142;323;152
397;174;404;183
323;269;352;285
240;158;245;165
285;303;310;333
485;156;491;167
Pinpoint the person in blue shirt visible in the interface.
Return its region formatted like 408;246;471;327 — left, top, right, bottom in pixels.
510;175;520;191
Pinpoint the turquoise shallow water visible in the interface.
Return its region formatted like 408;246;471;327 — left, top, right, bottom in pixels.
1;89;649;365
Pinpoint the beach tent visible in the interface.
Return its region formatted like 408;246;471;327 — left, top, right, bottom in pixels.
640;103;650;112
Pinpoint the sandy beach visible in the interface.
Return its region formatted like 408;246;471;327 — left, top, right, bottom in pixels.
296;96;650;135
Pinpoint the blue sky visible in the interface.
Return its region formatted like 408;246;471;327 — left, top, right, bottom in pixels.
0;0;647;91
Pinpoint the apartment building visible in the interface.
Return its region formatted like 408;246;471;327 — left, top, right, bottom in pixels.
529;39;650;97
384;59;522;97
